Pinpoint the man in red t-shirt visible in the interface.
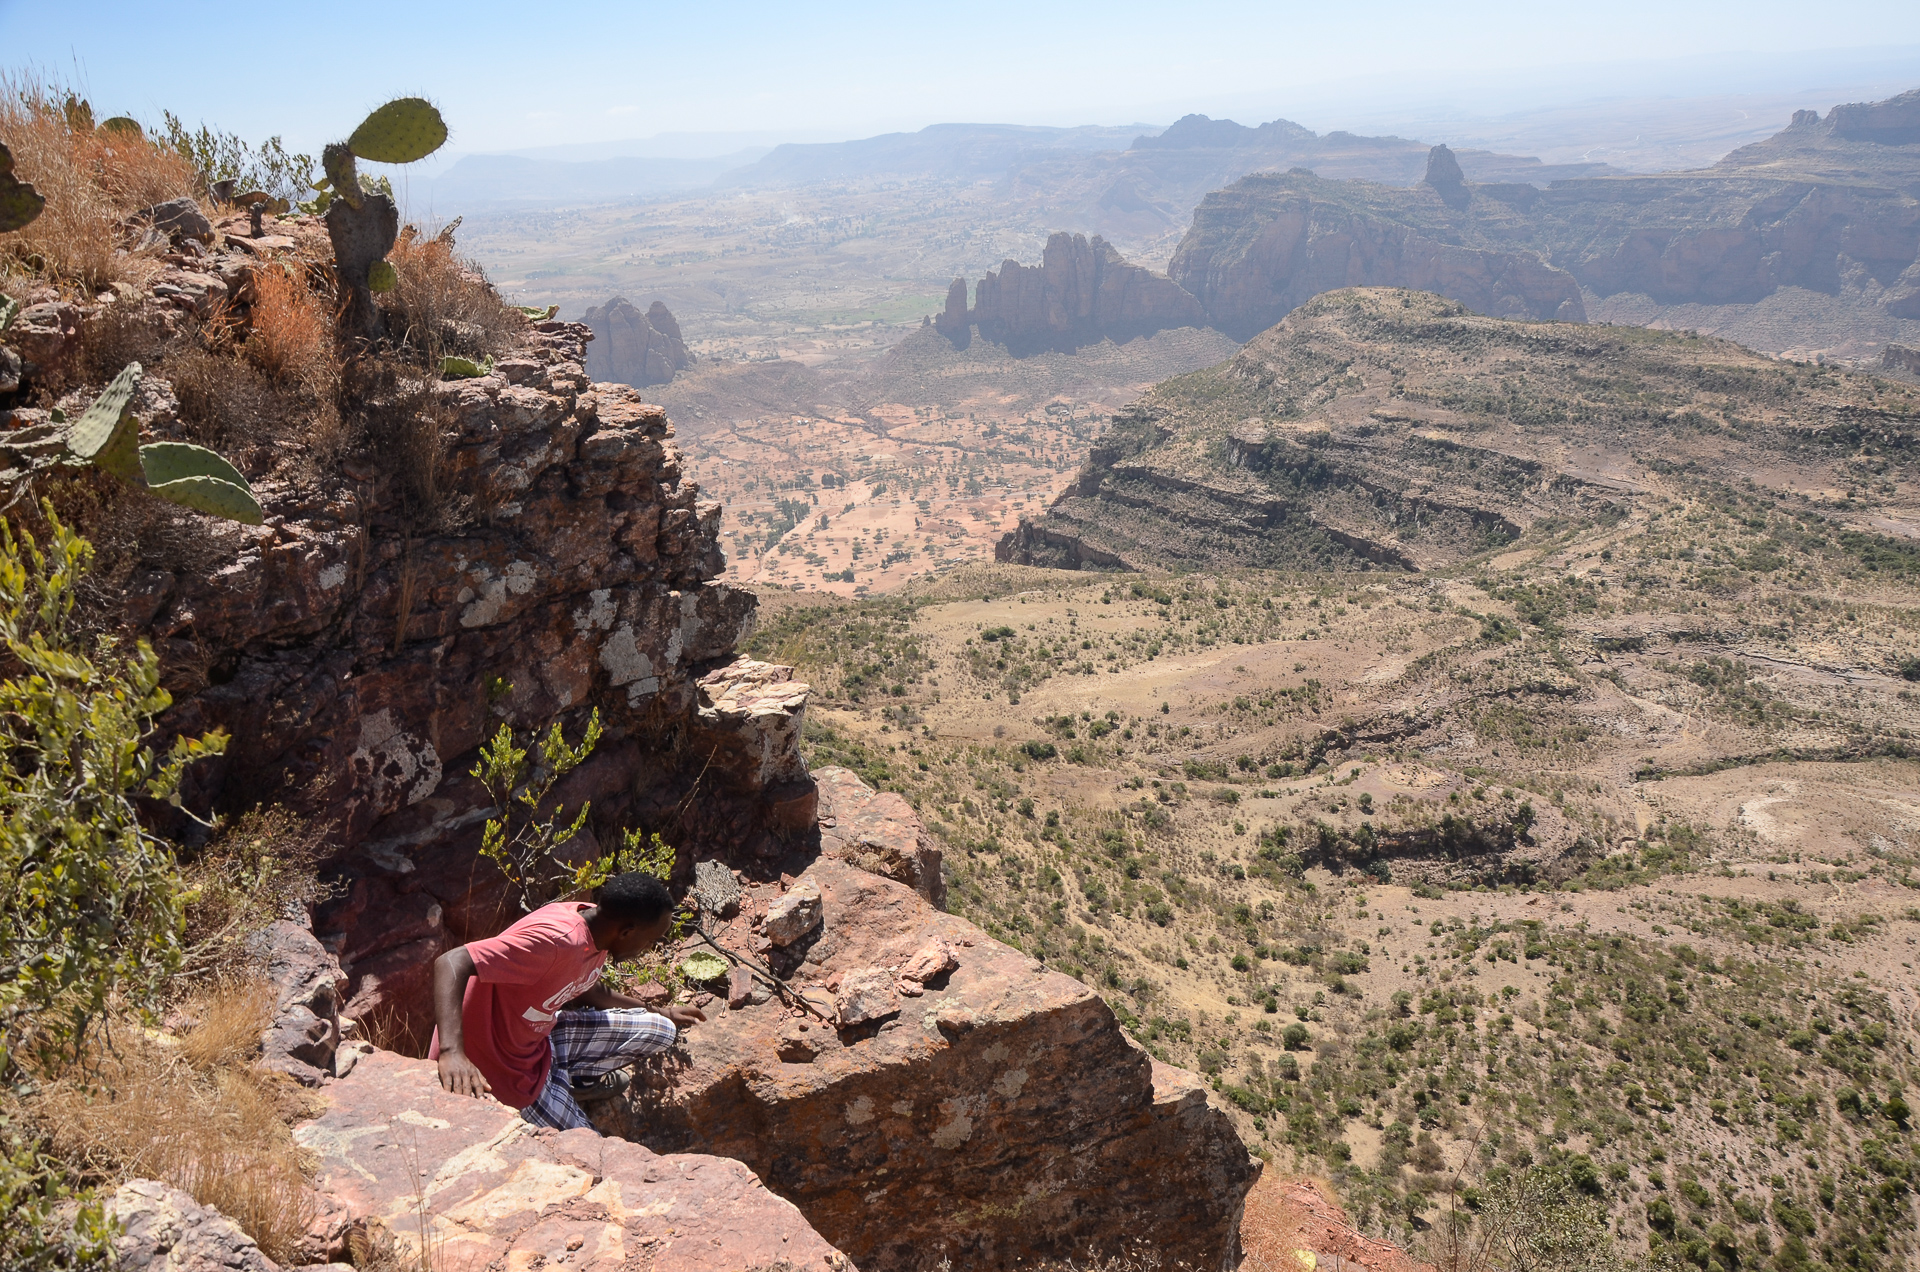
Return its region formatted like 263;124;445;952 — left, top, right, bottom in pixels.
430;871;705;1130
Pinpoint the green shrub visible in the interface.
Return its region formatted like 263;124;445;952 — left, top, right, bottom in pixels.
1;509;224;1074
0;510;226;1265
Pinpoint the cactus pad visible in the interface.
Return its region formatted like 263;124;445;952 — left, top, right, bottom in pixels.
146;474;264;525
138;441;251;492
98;116;144;140
0;143;46;234
441;354;494;379
368;261;397;293
67;362;144;481
0;294;17;336
347;98;448;165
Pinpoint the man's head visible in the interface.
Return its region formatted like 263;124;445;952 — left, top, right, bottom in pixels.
589;871;676;960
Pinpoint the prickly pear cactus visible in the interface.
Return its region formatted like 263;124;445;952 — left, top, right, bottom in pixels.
138;441;250;490
346;98;448;165
368;261;397;294
97;116;143;140
0;143;47;234
135;442;264;525
144;472;264;525
67;362;144;481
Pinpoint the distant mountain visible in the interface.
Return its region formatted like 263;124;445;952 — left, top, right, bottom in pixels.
711;122;1148;188
1164;90;1920;353
418;149;769;209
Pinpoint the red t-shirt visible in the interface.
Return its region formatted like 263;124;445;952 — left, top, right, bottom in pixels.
429;902;606;1109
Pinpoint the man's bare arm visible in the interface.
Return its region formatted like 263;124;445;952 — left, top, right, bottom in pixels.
433;947;493;1099
579;980;707;1029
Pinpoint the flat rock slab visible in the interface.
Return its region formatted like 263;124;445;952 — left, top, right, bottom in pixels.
297;1048;848;1272
604;858;1258;1271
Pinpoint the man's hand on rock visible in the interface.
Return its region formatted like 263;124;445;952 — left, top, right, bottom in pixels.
662;1004;707;1031
438;1049;493;1100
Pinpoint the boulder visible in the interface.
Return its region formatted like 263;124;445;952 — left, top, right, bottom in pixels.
247;919;347;1085
297;1048;849;1272
813;767;945;906
604;858;1259;1271
135;197;215;245
764;878;824;946
107;1179;282;1272
692;858;742;919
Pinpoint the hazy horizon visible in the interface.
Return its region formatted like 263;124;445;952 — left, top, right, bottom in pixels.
6;1;1920;164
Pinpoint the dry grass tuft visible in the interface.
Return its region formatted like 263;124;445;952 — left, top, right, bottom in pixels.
0;74;195;293
24;981;317;1265
177;806;330;983
245;262;334;386
381;225;526;365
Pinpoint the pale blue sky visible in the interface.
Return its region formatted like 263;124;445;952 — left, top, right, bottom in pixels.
5;0;1920;158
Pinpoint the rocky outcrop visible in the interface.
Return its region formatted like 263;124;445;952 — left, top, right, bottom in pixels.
604;856;1259;1271
582;296;691;388
96;314;795;1048
298;1048;849;1271
940;231;1208;354
1169;171;1585;339
108;1181;284;1272
1000;287;1905;575
812;766;944;906
1171;89;1920;346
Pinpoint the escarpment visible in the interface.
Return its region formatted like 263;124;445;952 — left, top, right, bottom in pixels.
44;271;1257;1269
1171;89;1920;349
116;317;797;1046
999;286;1920;575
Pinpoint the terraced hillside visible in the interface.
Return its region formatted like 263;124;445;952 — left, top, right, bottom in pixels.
1000;288;1919;576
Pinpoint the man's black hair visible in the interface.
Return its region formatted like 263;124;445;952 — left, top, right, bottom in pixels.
595;872;673;925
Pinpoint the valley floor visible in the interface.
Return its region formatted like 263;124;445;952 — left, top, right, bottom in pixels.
746;535;1920;1266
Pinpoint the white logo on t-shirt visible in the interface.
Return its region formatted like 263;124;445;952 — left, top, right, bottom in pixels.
518;963;607;1030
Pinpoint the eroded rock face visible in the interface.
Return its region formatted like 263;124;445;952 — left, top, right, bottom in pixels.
603;858;1259;1271
582;296;691;388
954;231;1208;354
297;1048;849;1272
1170;171;1585;339
124;319;800;1046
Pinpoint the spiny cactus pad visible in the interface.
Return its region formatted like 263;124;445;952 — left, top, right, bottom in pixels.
368;261;397;293
0;143;46;234
138;441;251;492
347;98;448;165
68;362;143;481
98;116;144;140
146;474;264;525
441;354;494;379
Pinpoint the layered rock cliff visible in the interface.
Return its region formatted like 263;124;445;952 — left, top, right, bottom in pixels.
114;316;793;1047
935;231;1207;354
1169;159;1586;340
1169;90;1920;348
998;287;1915;574
583;296;691;387
25;261;1258;1269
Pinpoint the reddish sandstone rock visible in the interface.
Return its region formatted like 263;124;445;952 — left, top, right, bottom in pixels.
297;1048;849;1272
813;766;945;906
1240;1174;1430;1272
605;858;1259;1271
